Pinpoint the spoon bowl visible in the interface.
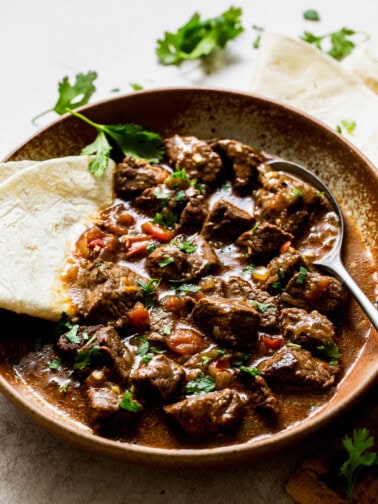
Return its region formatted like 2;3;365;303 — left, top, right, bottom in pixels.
268;159;378;332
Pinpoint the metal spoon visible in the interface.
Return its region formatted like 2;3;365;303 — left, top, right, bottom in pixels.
267;159;378;332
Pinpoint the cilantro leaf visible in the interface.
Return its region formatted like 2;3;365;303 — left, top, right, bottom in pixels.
32;71;97;124
301;27;368;60
136;335;150;358
252;25;264;49
239;365;262;377
291;186;304;197
64;325;81;344
74;345;103;371
337;120;357;135
296;266;309;285
119;391;142;413
159;257;175;268
136;278;161;308
129;83;144;91
316;342;340;363
176;284;200;293
67;109;163;178
47;358;61;370
186;373;216;394
340;428;378;502
55;312;74;337
156;7;244;65
250;301;275;313
303;9;320;21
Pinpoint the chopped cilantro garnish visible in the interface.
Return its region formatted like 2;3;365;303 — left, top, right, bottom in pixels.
119;391;142;413
146;241;157;253
175;190;187;202
176;284;200;293
156;7;244;65
239;365;262;377
250;301;275;313
67;108;163;178
65;325;81;344
337;119;357;135
47;358;61;370
136;278;161;308
163;326;171;336
291;186;304;197
159;257;175;268
316;342;340;363
186;373;216;395
58;380;71;394
130;83;144;91
74;345;103;371
287;342;302;349
55;312;74;337
303;9;320;21
177;240;197;254
301;27;368;60
231;352;250;368
296;266;309;285
153;210;178;228
252;25;264;49
272;268;285;291
243;264;256;275
136;335;150;358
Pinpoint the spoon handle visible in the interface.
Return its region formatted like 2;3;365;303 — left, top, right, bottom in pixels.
316;257;378;332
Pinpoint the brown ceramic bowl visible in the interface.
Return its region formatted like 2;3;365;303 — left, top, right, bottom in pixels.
1;88;377;466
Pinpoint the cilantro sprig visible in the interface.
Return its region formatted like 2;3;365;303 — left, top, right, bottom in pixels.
67;109;163;178
156;7;244;65
186;373;216;395
119;391;142;413
340;428;378;502
301;27;369;60
32;71;97;124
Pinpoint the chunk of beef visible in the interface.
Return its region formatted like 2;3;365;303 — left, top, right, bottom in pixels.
281;308;335;349
263;249;303;291
87;385;139;434
146;237;218;282
58;325;133;382
74;261;142;327
192;296;261;346
254;167;325;234
148;305;177;340
132;355;185;400
115;156;169;198
224;276;279;328
280;271;347;314
164;388;245;436
258;346;339;390
178;196;208;233
236;222;294;259
244;374;280;416
202;199;252;243
164;135;223;185
212;139;266;192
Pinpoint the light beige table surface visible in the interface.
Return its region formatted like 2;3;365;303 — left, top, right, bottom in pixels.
0;1;377;502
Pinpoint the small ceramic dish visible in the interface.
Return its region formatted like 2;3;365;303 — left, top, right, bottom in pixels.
0;88;377;466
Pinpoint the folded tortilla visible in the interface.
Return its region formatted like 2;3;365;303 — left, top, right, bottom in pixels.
0;160;37;184
0;156;114;320
250;34;378;167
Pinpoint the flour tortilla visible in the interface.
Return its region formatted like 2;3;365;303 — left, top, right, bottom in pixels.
0;160;37;184
0;156;114;320
250;34;378;167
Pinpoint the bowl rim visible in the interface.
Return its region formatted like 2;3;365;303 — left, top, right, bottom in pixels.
1;86;377;466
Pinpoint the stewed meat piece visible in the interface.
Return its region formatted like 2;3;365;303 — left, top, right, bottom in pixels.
244;374;280;416
263;249;304;291
202;199;252;243
178;196;208;233
58;324;133;382
146;236;218;282
192;296;261;346
87;385;140;434
224;276;279;328
281;308;335;348
254;167;326;234
236;221;294;259
164;135;223;185
212;139;266;192
115;156;169;198
73;261;142;328
132;355;185;400
164;388;245;436
258;346;339;390
280;271;347;314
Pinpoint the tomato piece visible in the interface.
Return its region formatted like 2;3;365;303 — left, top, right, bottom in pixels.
128;303;150;328
260;335;283;351
279;240;292;254
125;242;149;258
166;329;207;355
141;221;174;242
